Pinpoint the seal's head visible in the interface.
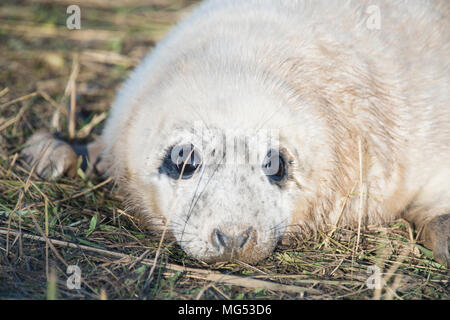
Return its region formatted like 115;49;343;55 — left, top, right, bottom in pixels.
111;64;332;264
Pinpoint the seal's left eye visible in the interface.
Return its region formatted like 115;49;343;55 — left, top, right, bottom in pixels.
170;144;202;179
262;149;287;183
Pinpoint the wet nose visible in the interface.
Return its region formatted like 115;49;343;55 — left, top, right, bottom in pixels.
212;227;254;251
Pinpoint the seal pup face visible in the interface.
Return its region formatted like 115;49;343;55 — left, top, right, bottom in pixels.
132;125;297;263
120;68;331;264
157;124;300;263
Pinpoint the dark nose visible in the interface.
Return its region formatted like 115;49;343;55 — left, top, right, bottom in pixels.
212;227;254;251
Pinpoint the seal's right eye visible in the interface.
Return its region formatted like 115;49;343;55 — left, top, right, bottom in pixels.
164;144;202;179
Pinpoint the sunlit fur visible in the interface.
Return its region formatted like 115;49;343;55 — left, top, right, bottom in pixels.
101;0;450;263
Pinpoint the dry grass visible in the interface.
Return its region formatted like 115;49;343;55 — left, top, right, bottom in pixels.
0;0;448;300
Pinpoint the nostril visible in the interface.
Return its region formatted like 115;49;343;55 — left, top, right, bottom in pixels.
236;227;253;249
211;227;256;253
212;228;231;250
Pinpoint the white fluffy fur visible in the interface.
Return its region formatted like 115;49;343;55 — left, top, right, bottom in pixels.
101;0;449;262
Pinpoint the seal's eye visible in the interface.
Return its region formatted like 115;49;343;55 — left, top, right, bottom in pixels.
262;149;287;184
169;144;202;179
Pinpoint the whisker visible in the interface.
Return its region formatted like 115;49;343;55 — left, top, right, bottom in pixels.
178;148;206;244
268;218;289;232
181;152;225;240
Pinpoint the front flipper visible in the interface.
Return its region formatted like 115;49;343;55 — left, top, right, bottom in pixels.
421;214;450;268
21;131;107;180
21;131;78;180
